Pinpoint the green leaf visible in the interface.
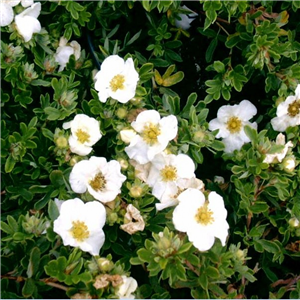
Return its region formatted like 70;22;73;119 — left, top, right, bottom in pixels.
137;248;153;263
1;221;13;235
22;278;36;298
206;266;220;279
206;38;218;63
5;155;16;173
177;242;193;255
44;107;61;121
27;247;41;278
256;239;281;254
162;72;184;87
48;199;60;221
31;79;51;87
213;61;225;73
244;125;257;143
293;0;300;8
250;201;269;214
50;170;65;187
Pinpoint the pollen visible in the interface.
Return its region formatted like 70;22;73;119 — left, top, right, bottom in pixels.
160;165;177;182
195;204;214;226
76;129;90;143
226;116;242;134
141;123;161;145
70;220;89;242
110;74;125;92
287;101;300;117
89;172;107;191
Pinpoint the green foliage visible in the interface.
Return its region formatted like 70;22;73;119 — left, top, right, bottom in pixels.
1;0;300;299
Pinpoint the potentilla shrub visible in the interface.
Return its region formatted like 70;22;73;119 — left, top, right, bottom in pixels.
1;1;300;299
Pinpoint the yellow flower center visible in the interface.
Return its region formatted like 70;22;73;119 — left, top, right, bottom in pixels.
160;165;177;182
195;204;214;226
141;123;161;145
76;129;90;143
70;220;89;242
89;172;107;191
110;74;125;92
226;116;242;133
288;100;300;117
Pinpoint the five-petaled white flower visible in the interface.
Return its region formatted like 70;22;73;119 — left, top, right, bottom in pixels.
55;37;81;72
146;152;196;202
69;156;126;203
209;100;257;153
263;133;293;164
173;188;229;252
15;2;41;42
53;198;106;256
125;110;178;164
271;84;300;132
115;275;138;299
63;114;102;156
94;55;139;103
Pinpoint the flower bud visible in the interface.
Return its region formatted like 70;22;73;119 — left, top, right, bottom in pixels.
289;217;300;228
129;185;143;198
97;258;114;272
55;136;68;149
283;156;296;172
120;129;137;144
116;107;128;119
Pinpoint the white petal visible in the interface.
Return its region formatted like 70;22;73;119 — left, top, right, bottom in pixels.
15;15;41;42
0;3;14;27
236;100;257;121
21;0;34;8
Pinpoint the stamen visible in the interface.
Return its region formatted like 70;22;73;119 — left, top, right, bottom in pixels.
110;74;125;92
89;172;107;191
70;220;89;242
76;129;90;143
160;166;177;182
287;101;300;117
195;204;214;226
141;123;161;145
226;116;242;134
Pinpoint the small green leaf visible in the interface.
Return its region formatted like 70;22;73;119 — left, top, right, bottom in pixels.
48;199;60;221
22;278;36;298
206;266;219;279
27;247;41;278
250;201;269;214
162;71;184;87
50;170;65;187
206;38;218;63
5;155;16;173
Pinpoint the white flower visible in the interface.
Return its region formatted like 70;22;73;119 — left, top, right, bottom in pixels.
174;5;198;30
55;37;81;72
0;0;18;27
115;275;138;299
146;152;196;202
209;100;257;153
15;2;41;42
173;189;229;251
156;177;204;211
94;55;139;103
69;156;126;203
53;198;106;256
120;204;145;235
63;114;102;156
263;133;293;164
271;84;300;132
125;110;178;164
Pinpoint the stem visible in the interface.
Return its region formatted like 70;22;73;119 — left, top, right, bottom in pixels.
1;275;69;292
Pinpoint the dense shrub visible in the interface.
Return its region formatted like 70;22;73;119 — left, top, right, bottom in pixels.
1;1;300;299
